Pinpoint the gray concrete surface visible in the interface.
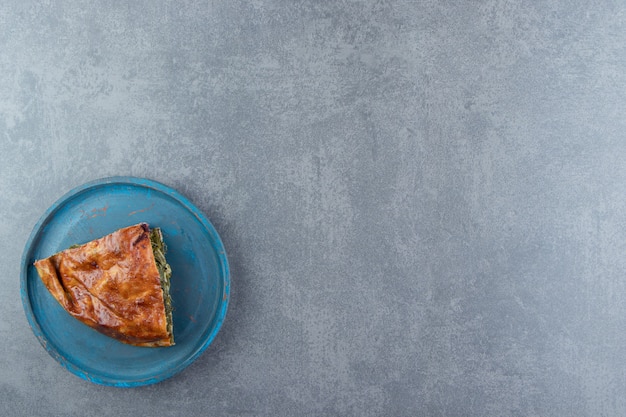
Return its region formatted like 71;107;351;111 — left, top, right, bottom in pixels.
2;1;626;416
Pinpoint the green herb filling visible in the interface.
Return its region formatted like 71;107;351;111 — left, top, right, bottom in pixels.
150;227;174;345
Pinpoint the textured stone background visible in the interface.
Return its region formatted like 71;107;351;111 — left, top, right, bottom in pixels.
2;1;626;416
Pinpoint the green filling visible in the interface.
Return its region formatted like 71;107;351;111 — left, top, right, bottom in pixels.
150;227;174;345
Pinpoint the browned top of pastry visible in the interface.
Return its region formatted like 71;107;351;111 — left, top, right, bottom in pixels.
34;223;172;347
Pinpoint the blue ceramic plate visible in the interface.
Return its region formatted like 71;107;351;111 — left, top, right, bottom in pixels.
20;177;230;387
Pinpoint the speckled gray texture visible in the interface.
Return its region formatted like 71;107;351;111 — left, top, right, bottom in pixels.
1;0;626;415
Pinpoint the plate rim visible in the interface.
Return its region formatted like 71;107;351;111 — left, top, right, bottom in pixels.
20;176;230;387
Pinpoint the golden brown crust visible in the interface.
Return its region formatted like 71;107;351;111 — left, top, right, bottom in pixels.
34;223;173;347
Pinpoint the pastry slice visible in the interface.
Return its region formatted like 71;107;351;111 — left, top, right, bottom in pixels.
34;223;174;347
